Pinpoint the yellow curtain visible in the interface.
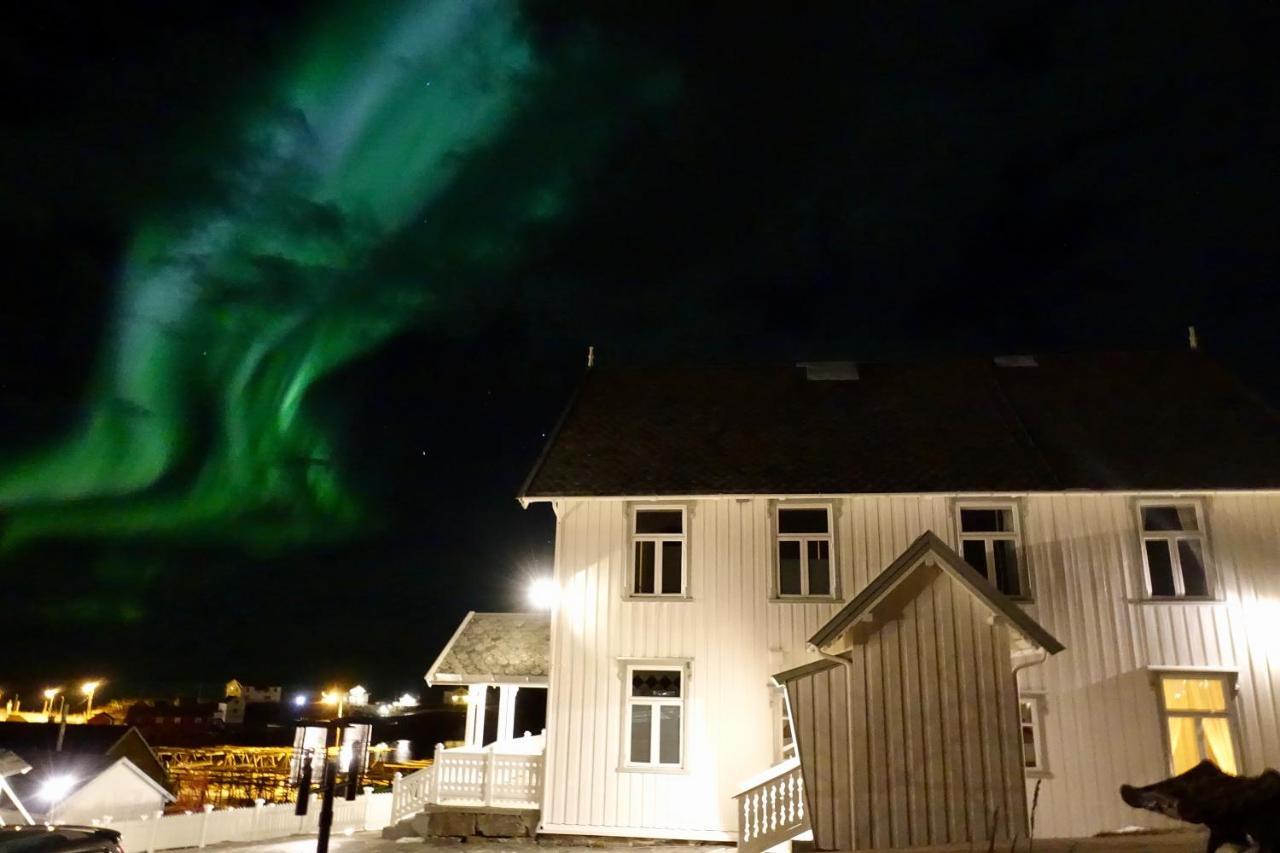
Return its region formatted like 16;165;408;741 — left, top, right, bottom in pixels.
1201;718;1238;774
1167;717;1200;774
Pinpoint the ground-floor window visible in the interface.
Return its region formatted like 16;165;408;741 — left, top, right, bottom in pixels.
1018;696;1045;771
772;685;796;762
624;664;684;769
1157;673;1239;774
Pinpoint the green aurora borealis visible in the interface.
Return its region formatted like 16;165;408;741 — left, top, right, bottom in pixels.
0;1;612;549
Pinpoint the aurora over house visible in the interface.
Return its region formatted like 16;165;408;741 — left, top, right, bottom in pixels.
3;2;1276;688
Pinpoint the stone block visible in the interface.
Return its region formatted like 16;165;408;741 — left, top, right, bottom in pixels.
421;809;477;838
475;811;532;838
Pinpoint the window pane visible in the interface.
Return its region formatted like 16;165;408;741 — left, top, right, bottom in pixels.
779;540;802;594
1178;540;1209;596
779;508;829;534
962;539;989;574
1022;725;1037;768
1145;540;1176;596
1019;701;1033;725
1142;505;1198;532
658;705;681;765
660;541;683;594
1202;717;1237;774
807;540;831;595
960;507;1014;533
993;539;1020;596
1162;678;1227;712
1167;716;1200;775
634;541;655;594
636;509;683;534
632;670;682;698
629;705;652;764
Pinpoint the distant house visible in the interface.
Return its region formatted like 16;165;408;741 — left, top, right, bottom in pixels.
224;680;282;704
471;351;1280;847
0;751;173;824
126;700;226;736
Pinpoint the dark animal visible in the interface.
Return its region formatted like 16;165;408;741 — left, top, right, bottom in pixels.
1120;760;1280;853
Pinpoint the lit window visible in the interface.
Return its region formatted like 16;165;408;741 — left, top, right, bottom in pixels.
1019;698;1044;771
776;507;834;598
1140;503;1211;598
631;508;686;597
1157;674;1238;774
957;503;1026;597
625;666;684;768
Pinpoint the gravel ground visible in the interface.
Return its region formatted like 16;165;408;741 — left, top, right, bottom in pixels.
203;828;1209;853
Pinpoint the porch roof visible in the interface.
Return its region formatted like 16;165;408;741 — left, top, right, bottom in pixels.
805;529;1064;656
425;611;550;686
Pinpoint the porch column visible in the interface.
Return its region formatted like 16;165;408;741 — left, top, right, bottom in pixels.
496;685;520;742
464;684;488;747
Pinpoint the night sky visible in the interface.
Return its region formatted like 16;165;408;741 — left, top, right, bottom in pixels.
3;2;1279;698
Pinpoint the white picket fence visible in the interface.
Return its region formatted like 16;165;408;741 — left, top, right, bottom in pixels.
96;790;393;852
389;734;544;825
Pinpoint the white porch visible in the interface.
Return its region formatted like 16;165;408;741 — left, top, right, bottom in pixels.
389;730;545;825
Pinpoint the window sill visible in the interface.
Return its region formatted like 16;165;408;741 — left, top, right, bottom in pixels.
624;594;693;602
617;765;686;775
1025;768;1053;779
1132;596;1222;605
770;596;841;604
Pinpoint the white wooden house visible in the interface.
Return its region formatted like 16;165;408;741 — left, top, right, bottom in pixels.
428;351;1280;846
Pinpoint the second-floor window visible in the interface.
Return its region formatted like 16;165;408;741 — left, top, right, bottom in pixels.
1140;502;1211;598
776;506;834;597
632;508;686;596
957;503;1026;598
1019;697;1045;771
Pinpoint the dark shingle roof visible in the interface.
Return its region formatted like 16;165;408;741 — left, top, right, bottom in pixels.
425;612;550;684
520;351;1280;497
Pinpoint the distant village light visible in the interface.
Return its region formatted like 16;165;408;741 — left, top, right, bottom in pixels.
528;578;558;610
396;694;418;708
293;693;307;707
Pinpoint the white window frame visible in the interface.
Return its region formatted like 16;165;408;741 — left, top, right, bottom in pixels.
1018;694;1047;774
1152;670;1240;775
621;661;688;772
628;505;688;599
955;499;1030;599
1136;499;1215;600
772;684;797;763
773;503;837;600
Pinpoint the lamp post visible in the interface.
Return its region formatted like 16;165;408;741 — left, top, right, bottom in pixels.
42;688;62;717
81;681;100;718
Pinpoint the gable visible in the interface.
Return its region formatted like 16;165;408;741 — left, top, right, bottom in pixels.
808;530;1064;655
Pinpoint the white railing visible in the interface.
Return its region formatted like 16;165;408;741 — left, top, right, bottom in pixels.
390;766;434;824
95;790;393;853
427;733;544;810
734;758;808;853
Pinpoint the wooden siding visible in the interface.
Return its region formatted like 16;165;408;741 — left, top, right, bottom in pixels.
540;492;1280;841
781;570;1027;850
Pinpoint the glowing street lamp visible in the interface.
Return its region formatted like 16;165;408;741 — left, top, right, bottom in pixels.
293;693;307;707
42;688;62;716
81;681;101;718
321;689;345;718
40;774;76;805
528;578;558;610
